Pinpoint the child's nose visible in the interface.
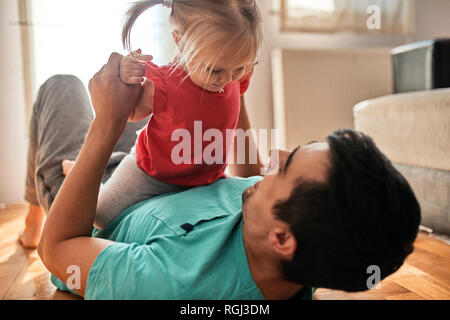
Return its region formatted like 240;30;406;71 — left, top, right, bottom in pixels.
218;72;233;84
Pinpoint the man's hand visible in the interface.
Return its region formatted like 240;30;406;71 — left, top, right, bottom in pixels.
120;49;152;85
88;52;143;131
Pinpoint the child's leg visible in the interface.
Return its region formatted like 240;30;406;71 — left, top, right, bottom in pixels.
95;151;185;230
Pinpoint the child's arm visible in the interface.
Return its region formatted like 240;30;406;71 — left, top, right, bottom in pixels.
128;79;153;122
119;50;154;122
228;95;264;177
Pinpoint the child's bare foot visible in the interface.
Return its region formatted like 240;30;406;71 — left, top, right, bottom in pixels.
62;159;75;176
19;204;45;249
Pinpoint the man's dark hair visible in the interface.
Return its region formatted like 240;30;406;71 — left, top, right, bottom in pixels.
273;129;421;292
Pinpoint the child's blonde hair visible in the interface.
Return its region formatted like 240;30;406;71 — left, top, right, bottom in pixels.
122;0;263;77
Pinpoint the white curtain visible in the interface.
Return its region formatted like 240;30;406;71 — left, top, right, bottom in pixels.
29;0;174;98
276;0;414;34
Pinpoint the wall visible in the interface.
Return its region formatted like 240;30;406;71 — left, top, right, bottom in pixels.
245;0;450;134
0;0;28;204
0;0;173;204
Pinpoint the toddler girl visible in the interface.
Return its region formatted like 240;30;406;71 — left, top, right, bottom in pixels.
69;0;264;229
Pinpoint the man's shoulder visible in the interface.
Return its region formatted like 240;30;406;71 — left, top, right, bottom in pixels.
100;176;262;240
136;176;262;229
148;176;262;205
181;176;263;209
208;176;263;190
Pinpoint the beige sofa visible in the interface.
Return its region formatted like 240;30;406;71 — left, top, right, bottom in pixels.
354;88;450;236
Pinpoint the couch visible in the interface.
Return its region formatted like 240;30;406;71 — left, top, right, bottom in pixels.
353;39;450;236
354;88;450;235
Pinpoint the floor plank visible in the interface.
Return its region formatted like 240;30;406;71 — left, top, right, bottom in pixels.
314;281;409;300
0;203;79;300
386;292;424;300
414;233;450;258
394;275;450;300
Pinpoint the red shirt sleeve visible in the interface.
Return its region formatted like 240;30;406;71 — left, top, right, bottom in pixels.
239;69;253;96
145;61;167;114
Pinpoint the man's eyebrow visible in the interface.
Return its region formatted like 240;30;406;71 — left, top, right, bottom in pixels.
284;145;300;174
284;141;319;174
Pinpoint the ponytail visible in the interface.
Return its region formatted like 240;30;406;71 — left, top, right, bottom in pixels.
122;0;164;52
121;0;263;78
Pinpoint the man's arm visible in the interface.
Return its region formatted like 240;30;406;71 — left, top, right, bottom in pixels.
38;53;141;298
228;95;264;177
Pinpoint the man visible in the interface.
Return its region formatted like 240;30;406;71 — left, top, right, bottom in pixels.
37;54;420;299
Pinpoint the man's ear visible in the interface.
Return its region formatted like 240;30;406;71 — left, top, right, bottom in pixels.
269;227;297;259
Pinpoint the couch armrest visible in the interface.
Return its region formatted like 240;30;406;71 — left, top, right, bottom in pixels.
354;88;450;171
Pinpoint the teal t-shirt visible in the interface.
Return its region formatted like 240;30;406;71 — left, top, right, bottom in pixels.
51;176;313;300
53;176;263;299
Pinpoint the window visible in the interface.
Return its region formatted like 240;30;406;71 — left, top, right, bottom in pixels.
274;0;414;34
29;0;174;98
285;0;335;14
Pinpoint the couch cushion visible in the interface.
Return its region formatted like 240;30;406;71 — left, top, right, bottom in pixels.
354;88;450;171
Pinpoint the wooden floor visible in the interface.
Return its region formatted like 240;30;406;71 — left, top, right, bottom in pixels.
1;203;449;300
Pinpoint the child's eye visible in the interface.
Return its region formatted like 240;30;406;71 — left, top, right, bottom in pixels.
211;69;221;74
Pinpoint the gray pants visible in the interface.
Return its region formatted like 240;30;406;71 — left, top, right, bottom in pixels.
25;75;149;214
95;147;185;229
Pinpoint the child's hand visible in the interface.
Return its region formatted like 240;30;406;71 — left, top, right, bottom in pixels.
119;49;153;85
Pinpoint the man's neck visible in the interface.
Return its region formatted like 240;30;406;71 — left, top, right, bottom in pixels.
242;226;303;300
255;274;304;300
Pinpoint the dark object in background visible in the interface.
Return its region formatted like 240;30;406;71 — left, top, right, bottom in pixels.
392;39;450;93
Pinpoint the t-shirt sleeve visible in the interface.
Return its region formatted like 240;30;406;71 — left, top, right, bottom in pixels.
84;242;174;299
239;68;254;96
145;61;167;114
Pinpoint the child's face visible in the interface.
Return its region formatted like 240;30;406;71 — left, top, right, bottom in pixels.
187;58;250;93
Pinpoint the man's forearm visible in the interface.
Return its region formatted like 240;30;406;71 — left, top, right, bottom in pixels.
37;53;143;297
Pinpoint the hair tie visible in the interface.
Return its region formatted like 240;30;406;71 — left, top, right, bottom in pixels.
162;0;173;8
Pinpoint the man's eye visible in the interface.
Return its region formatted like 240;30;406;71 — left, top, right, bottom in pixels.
262;163;272;175
211;69;221;74
278;161;286;174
